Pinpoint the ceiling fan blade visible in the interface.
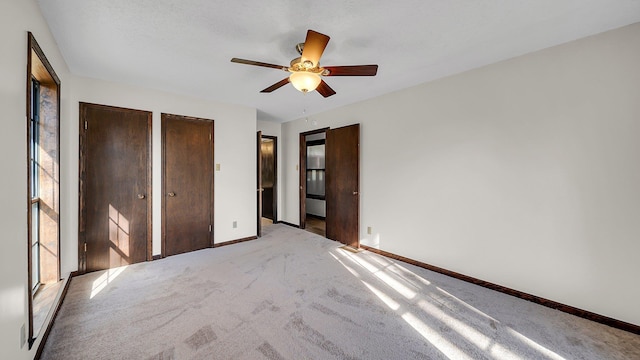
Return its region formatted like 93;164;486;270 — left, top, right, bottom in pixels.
301;30;330;67
231;58;287;71
316;80;336;98
260;78;290;93
323;65;378;76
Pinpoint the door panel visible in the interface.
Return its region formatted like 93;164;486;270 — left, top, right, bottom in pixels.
326;124;360;247
299;133;307;229
261;137;276;220
81;103;151;273
257;131;262;236
163;114;214;256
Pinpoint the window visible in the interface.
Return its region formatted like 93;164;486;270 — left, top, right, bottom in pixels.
30;79;41;291
27;32;61;347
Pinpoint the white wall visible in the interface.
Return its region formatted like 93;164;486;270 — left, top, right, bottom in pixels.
257;120;282;222
66;76;257;272
282;23;640;326
256;119;281;138
0;1;71;358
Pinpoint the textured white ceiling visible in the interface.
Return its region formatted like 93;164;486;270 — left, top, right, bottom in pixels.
38;0;640;122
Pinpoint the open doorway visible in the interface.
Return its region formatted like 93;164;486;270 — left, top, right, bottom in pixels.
300;124;360;247
257;133;277;236
299;129;328;237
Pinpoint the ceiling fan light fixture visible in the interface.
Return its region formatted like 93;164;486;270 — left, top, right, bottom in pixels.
289;71;321;93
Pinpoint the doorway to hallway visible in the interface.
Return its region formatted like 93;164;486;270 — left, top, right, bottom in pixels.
257;133;277;236
303;131;326;237
299;124;360;247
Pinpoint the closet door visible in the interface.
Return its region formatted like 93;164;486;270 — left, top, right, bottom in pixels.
80;103;151;273
326;123;359;248
162;114;214;257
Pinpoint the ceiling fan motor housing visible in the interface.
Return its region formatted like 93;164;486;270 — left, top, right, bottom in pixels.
289;57;323;73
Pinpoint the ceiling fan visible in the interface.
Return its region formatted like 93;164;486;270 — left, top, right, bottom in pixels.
231;30;378;98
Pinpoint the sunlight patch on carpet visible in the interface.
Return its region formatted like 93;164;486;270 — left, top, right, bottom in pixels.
402;311;474;360
436;287;498;322
328;252;360;277
90;265;127;299
507;328;567;360
417;298;495;351
362;281;400;311
339;245;362;253
341;250;418;299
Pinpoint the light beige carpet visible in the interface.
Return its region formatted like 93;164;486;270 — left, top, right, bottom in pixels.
42;224;639;359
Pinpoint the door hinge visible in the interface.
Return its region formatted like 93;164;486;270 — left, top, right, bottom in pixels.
84;120;88;130
209;224;212;232
84;243;87;252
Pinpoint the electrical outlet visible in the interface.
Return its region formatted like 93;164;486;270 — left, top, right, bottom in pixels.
215;164;221;171
20;323;25;348
233;221;237;228
367;226;372;235
296;165;299;171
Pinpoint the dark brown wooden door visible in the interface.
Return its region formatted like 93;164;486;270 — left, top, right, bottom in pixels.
261;136;277;221
299;133;307;229
80;103;151;273
162;114;214;257
257;131;262;237
326;124;360;248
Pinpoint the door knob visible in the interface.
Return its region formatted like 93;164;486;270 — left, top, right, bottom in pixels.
167;192;176;197
137;194;146;199
353;191;358;195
